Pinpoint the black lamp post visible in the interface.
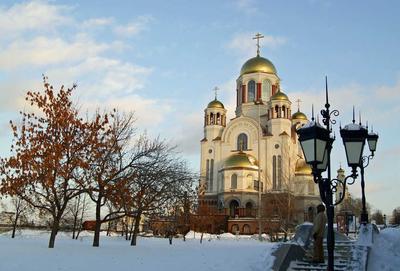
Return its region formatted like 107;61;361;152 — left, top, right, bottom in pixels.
297;77;362;271
340;114;379;224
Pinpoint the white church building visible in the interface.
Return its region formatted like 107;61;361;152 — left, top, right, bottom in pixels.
197;39;322;234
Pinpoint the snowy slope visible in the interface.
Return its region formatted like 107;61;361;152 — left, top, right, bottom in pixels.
0;230;277;271
368;227;400;271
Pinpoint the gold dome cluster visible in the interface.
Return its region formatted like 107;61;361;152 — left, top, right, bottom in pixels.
240;55;277;76
224;152;258;170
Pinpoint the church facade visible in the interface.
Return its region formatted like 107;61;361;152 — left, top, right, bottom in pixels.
197;48;321;235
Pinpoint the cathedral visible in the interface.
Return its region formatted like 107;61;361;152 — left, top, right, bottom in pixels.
197;36;321;235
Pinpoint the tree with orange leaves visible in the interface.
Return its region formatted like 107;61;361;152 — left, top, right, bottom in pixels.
0;76;90;248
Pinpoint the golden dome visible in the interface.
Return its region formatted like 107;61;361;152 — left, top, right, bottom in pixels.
271;90;289;101
207;99;224;109
295;159;312;175
292;110;308;121
240;56;277;76
224;152;258;170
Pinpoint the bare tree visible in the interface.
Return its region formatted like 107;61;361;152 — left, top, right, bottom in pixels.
390;207;400;225
82;113;166;247
371;210;384;225
121;138;196;246
64;193;89;239
3;196;30;238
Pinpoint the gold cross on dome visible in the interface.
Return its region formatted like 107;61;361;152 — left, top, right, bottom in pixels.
253;32;264;56
213;86;219;100
296;99;302;111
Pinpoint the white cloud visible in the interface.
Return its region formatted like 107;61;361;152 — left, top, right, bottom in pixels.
114;15;154;37
235;0;258;15
0;1;165;132
0;0;71;38
82;17;114;28
0;35;109;70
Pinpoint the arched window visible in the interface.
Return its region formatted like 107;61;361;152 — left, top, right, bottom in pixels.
231;224;239;233
230;200;239;218
231;174;237;189
243;224;251;234
272;155;277;190
245;202;253;217
237;87;242;105
278;155;282;190
247;80;256;102
262;79;271;100
275;105;279;118
246;174;253;189
282;106;286;118
237;133;248;150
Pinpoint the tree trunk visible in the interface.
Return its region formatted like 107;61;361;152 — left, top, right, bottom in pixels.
72;214;78;239
128;219;135;240
48;216;60;248
75;224;82;239
130;211;142;246
11;213;19;238
92;198;102;247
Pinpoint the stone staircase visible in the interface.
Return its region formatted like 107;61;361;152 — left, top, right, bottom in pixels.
287;240;369;271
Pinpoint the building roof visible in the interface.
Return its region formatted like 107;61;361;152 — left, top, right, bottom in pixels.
295;159;312;175
207;99;224;109
240;55;277;76
224;151;258;170
292;110;308;121
271;90;289;101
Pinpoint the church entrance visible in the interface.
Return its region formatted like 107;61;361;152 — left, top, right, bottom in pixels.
229;200;239;217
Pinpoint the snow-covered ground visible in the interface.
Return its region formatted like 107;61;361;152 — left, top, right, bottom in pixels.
0;230;277;271
368;227;400;271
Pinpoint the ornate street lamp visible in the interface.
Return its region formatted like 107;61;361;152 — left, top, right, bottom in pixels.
297;77;360;271
367;131;379;156
340;117;379;225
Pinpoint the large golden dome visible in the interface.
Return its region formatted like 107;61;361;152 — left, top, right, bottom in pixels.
295;159;312;175
240;55;277;76
207;99;224;109
224;152;258;170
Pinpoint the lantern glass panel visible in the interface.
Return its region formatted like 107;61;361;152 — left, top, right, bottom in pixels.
367;137;377;152
317;149;328;171
316;139;327;163
345;141;364;165
300;139;315;163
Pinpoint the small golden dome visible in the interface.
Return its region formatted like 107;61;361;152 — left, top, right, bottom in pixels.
271;90;289;101
240;56;277;76
295;159;312;175
224;152;258;170
207;99;224;109
292;110;308;121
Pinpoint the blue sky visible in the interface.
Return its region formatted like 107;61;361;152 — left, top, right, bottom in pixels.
0;0;399;216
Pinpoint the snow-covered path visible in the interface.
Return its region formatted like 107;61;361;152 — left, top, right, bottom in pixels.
368;227;400;271
0;231;277;271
